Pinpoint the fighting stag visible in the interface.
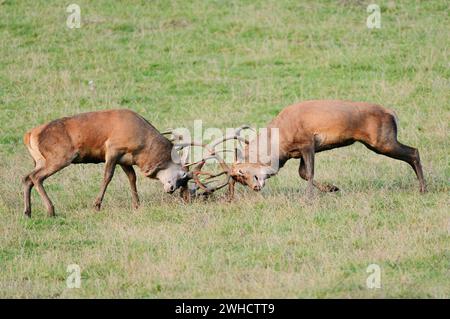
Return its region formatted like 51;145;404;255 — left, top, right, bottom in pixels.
193;100;427;199
22;109;193;217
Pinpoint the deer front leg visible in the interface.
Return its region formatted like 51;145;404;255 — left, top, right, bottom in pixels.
93;154;118;211
226;179;235;202
179;185;192;203
120;165;140;209
299;158;339;192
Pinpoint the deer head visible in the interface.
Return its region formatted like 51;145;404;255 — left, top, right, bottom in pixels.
229;162;277;191
166;125;278;197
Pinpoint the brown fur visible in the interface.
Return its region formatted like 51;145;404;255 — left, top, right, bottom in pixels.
229;100;426;196
22;109;179;217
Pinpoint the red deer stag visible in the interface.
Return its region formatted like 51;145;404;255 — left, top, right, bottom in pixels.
22;109;191;217
195;100;427;199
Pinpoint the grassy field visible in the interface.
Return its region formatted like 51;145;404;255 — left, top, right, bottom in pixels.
0;0;449;298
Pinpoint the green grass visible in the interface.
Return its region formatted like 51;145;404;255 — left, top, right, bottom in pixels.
0;0;448;298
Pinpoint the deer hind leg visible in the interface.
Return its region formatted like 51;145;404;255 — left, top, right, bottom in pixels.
93;152;119;211
28;161;71;217
362;113;426;193
365;140;426;193
23;157;37;216
299;157;339;193
120;164;140;209
23;136;44;217
22;172;34;217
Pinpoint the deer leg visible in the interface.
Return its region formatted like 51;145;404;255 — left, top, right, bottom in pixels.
226;179;235;202
366;141;426;193
177;175;192;203
179;185;191;203
29;162;70;217
120;165;140;209
22;173;34;217
299;158;339;192
93;155;118;211
301;147;316;198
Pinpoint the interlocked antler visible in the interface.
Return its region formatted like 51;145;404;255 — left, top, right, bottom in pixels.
164;125;254;196
174;125;254;195
174;142;229;195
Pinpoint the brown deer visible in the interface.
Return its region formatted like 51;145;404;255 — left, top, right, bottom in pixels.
22;109;192;217
194;100;426;199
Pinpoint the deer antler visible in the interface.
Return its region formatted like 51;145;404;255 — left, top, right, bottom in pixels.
173;142;224;194
173;125;254;196
184;126;254;195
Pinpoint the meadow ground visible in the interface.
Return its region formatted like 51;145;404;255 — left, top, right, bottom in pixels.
0;0;448;298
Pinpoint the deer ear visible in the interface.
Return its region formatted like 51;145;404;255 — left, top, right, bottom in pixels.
263;166;277;176
143;166;158;177
230;167;241;177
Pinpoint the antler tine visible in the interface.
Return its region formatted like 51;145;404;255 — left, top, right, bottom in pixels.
189;174;231;194
183;155;218;168
173;142;207;167
174;141;209;151
234;125;254;136
234;125;254;161
209;125;254;153
214;149;235;153
209;135;249;150
202;175;231;194
195;170;228;179
176;142;229;171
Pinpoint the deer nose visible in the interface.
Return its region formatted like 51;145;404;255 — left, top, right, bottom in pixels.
253;185;261;191
169;185;176;192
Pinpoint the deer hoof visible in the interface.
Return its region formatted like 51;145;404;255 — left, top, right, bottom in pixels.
327;185;339;192
47;205;55;217
305;187;315;200
93;201;101;211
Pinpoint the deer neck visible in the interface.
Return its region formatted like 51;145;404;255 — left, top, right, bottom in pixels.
135;141;173;177
242;133;287;171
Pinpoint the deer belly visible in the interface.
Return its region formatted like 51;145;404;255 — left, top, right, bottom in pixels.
314;133;355;152
118;153;134;165
72;148;105;164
